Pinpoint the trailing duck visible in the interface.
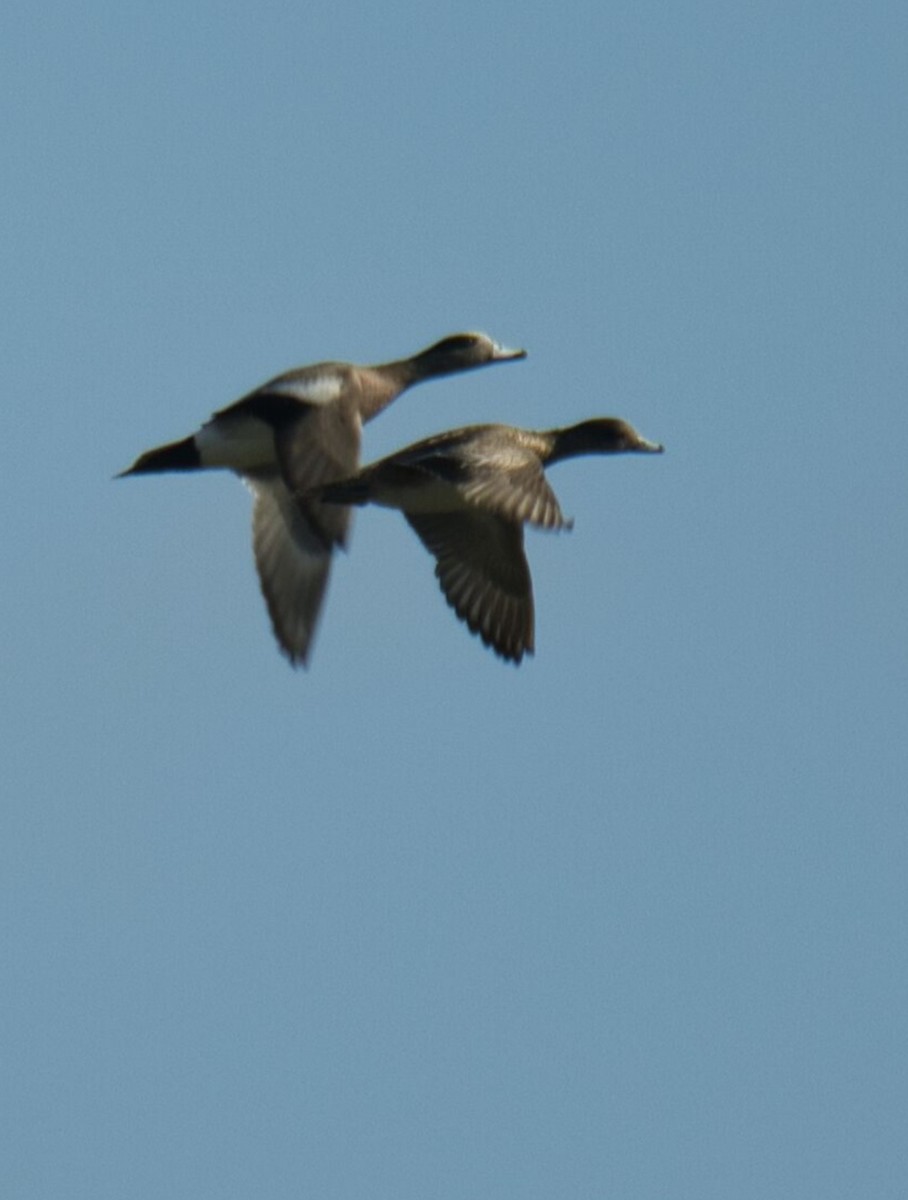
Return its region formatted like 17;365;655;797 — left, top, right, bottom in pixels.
320;419;663;663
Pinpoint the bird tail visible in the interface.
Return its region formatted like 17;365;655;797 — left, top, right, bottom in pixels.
116;436;201;478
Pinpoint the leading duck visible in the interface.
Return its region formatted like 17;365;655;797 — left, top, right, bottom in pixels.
319;419;663;663
118;333;526;665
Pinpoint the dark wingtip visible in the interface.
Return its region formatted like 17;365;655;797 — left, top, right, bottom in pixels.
492;637;532;665
283;646;311;670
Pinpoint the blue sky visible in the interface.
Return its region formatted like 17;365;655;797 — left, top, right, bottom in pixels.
3;2;907;1196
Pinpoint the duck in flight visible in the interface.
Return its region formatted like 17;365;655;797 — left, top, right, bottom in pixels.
117;333;526;665
319;418;663;663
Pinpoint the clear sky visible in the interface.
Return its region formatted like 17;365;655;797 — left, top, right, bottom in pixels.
3;2;907;1197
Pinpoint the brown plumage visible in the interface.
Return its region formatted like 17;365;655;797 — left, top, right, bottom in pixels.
117;333;526;665
320;418;664;663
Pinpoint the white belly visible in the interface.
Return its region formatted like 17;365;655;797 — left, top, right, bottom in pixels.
196;415;277;470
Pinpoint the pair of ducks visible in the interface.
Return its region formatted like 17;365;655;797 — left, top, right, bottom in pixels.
119;333;663;665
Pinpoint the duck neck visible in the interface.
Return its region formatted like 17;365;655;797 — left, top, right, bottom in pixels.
356;362;418;423
547;423;607;464
358;346;462;422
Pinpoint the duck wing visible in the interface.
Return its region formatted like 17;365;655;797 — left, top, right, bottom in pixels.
457;460;568;529
235;396;362;665
244;468;340;667
394;434;569;530
405;511;534;664
272;401;360;550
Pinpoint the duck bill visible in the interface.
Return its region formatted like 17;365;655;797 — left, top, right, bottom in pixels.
490;342;527;361
635;435;664;453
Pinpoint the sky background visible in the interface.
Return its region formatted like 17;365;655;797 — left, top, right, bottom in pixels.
3;2;907;1197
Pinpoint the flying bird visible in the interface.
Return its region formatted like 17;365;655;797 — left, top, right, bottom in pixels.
117;333;526;665
319;419;663;663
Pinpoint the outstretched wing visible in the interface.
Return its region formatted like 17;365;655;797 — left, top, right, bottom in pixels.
245;468;342;667
405;511;534;664
242;400;362;666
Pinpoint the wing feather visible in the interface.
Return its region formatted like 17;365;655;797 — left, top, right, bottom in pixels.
405;511;534;663
245;471;341;666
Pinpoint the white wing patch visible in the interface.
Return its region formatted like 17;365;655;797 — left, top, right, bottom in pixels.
266;372;344;406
